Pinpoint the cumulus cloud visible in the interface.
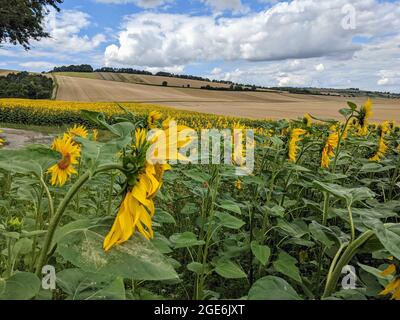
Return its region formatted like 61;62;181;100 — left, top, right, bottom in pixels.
315;64;325;72
38;10;106;53
19;61;56;71
201;0;248;13
95;0;174;9
104;0;400;70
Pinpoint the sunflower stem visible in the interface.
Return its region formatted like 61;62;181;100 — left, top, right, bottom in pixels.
35;164;125;277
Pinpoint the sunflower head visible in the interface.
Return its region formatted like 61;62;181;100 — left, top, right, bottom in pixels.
357;99;373;134
288;128;307;163
148;111;162;129
67;125;88;139
47;134;81;186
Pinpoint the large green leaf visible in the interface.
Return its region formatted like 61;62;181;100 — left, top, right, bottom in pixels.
57;268;125;300
169;232;205;249
273;251;302;283
251;241;271;266
214;260;247;279
57;229;178;281
248;276;301;300
0;144;58;176
374;223;400;260
0;272;41;300
313;181;375;206
215;212;245;229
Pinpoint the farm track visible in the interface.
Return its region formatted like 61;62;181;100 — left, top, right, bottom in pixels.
55;75;400;121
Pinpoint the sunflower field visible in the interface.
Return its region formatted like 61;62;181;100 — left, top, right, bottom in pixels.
0;98;400;301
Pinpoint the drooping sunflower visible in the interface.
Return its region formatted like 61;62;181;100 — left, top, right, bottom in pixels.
148;111;162;129
67;124;88;139
370;122;390;162
47;134;81;186
357;99;373;136
288;128;307;163
321;128;339;169
379;263;400;300
104;122;184;251
303;114;312;127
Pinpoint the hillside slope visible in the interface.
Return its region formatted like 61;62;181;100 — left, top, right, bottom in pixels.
54;74;400;121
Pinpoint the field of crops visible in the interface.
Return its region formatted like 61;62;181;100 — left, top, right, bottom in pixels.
0;98;400;301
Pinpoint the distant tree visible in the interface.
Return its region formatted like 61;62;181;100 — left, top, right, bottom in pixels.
162;81;168;87
187;84;190;88
0;0;63;50
51;64;93;73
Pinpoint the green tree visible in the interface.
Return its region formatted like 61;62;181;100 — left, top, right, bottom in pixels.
0;0;63;50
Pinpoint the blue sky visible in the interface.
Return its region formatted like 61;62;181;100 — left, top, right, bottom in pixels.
0;0;399;92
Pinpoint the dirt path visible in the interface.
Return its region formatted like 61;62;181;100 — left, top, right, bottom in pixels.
0;128;54;149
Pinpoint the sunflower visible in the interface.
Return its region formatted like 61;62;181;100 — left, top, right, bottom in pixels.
148;111;162;129
148;117;192;164
0;130;4;147
357;99;373;136
288;128;307;163
380;278;400;300
370;122;390;162
104;125;176;251
47;134;81;186
67;125;88;139
321;129;339;169
92;129;99;141
235;179;242;191
103;161;171;251
303;114;312;127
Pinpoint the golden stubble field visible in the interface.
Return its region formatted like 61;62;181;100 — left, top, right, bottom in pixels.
55;75;400;122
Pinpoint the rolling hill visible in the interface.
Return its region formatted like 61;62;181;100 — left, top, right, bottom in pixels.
53;73;400;122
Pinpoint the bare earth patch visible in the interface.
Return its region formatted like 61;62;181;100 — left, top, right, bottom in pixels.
0;128;54;149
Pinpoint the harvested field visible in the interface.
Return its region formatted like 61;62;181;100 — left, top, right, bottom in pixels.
55;75;400;122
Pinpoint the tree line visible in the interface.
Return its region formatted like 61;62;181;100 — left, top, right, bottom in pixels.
0;72;54;99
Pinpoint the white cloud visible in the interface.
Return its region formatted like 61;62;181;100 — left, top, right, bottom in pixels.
19;61;56;71
315;63;325;72
38;10;106;53
201;0;248;13
211;67;222;75
105;0;400;69
95;0;173;8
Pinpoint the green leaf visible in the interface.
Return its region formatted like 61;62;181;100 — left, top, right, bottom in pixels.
215;212;245;229
357;263;392;281
154;209;176;225
182;170;210;183
0;144;58;176
187;262;204;275
248;276;301;300
251;241;271;266
170;232;205;249
217;200;242;215
273;251;302;283
214;260;247;279
309;221;338;248
374;224;400;260
0;272;41;300
57;269;125;300
347;101;358;110
313;181;375;206
57;229;178;281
